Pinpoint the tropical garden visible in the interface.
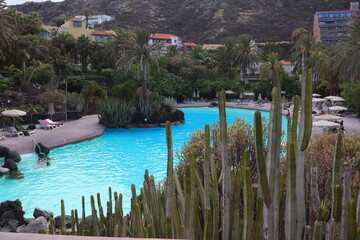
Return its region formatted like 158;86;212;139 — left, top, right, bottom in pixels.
1;0;360;239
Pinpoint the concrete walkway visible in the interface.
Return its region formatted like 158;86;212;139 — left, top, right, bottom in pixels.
0;115;106;154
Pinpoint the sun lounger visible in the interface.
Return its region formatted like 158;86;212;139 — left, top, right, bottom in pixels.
4;125;24;137
45;119;64;127
14;125;36;136
38;120;56;130
0;134;6;141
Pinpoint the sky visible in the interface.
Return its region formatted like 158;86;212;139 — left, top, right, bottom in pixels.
6;0;64;5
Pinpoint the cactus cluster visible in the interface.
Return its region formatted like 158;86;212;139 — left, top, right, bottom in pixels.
46;69;359;239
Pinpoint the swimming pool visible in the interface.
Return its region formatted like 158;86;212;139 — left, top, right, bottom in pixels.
0;107;287;217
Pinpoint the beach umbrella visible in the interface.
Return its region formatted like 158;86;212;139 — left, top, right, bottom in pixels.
258;93;262;101
225;90;236;94
216;92;219;98
312;98;326;103
239;92;243;99
192;91;196;98
312;93;322;97
196;90;200;98
314;114;342;121
312;120;340;128
48;102;55;120
329;106;348;112
324;95;338;100
330;96;345;102
1;109;26;117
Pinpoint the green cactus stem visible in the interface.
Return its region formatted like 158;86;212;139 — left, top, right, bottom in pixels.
347;200;357;240
184;163;193;239
333;185;343;223
134;203;144;238
300;71;313;151
204;208;212;240
71;209;75;235
90;195;99;236
254;197;264;240
165;121;174;219
60;199;66;235
291;95;300;146
243;151;254;240
219;90;232;240
254;110;271;208
49;218;55;235
204;124;211;211
285;142;297;239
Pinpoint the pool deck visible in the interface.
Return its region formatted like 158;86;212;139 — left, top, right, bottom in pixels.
0;115;106;154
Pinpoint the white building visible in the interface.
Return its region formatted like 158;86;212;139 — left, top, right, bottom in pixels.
149;33;183;55
75;15;114;28
243;61;294;84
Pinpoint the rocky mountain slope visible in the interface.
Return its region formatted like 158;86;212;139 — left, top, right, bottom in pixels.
13;0;352;43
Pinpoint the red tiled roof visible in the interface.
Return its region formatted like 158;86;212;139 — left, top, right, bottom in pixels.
280;60;292;66
184;42;197;46
92;31;113;36
151;33;180;40
69;17;85;22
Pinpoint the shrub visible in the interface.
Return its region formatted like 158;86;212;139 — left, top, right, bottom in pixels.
97;98;133;128
66;92;84;112
176;117;270;181
305;133;360;203
341;81;360;116
63;75;88;93
110;81;138;101
81;83;107;102
163;96;177;110
32;64;56;85
36;90;66;109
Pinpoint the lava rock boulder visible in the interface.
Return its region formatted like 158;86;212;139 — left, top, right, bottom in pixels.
5;150;21;163
2;159;18;171
0;200;25;232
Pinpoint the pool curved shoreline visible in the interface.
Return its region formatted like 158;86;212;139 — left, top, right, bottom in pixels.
0;103;276;155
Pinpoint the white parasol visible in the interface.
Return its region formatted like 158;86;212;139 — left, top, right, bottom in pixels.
312;93;322;97
48;102;55;120
312;98;326;103
225;90;236;94
329;106;348;112
1;109;27;117
313;120;340;127
314;114;342;121
258;93;262;101
330;96;345;102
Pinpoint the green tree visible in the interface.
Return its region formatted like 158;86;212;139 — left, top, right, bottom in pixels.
337;17;360;81
0;0;17;62
341;81;360;116
116;28;160;100
215;37;237;80
76;35;92;72
233;34;259;83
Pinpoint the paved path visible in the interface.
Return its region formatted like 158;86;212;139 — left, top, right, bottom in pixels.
0;115;106;154
178;101;360;135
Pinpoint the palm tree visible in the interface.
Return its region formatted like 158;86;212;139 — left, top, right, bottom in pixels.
76;35;92;71
0;0;17;60
337;17;360;81
259;52;282;79
233;34;259;83
216;37;237;79
116;28;160;100
291;28;308;44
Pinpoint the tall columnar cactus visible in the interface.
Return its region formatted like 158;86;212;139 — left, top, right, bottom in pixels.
243;150;254;240
204;124;211;211
348;200;357;240
218;90;232;240
285;142;297;239
254;111;271;208
265;67;282;240
296;70;313;239
90;195;99;236
60;199;66;235
165;121;174;225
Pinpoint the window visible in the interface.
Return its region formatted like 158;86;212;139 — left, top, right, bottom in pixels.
73;21;82;27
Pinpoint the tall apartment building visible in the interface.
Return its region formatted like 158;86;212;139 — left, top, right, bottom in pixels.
313;2;360;46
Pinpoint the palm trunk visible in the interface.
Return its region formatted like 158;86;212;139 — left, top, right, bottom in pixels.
22;60;26;81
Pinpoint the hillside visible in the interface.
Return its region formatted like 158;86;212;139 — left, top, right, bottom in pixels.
12;0;351;43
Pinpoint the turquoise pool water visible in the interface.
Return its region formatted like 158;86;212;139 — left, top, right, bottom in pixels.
0;107;287;217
